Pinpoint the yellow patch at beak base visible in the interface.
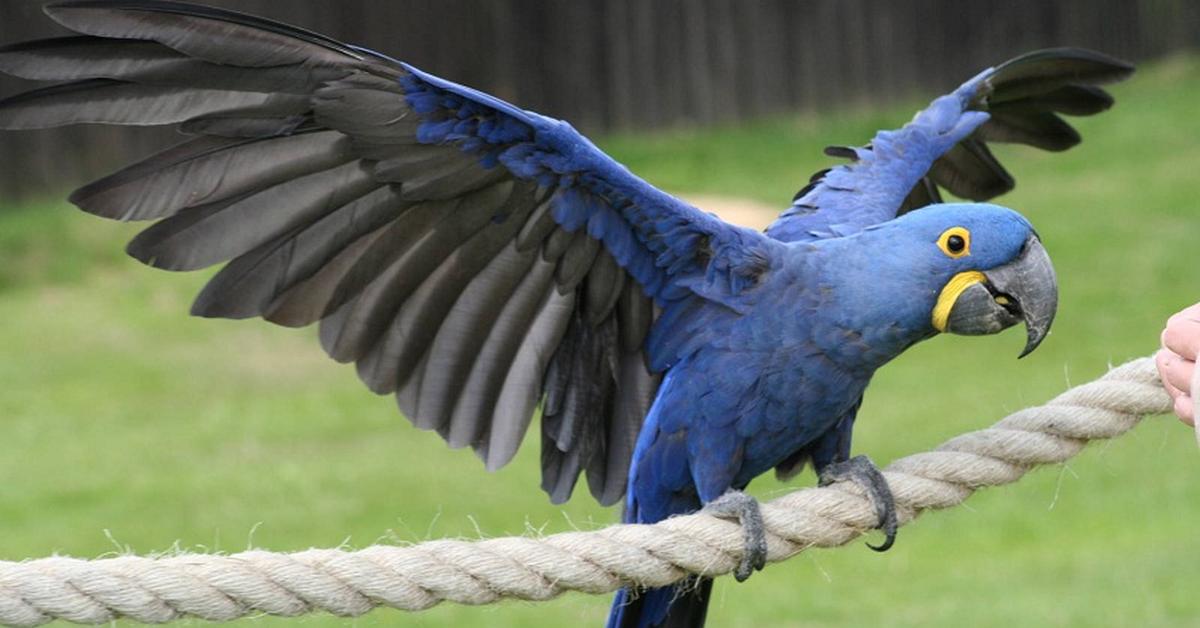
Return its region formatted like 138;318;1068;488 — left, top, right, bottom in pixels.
931;271;987;332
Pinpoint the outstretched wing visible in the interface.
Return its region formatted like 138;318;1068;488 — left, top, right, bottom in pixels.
767;48;1134;242
0;0;775;506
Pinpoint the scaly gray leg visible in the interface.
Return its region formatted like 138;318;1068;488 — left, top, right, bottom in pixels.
818;454;898;552
704;490;767;581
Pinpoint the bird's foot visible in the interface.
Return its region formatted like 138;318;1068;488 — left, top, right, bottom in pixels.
818;455;898;552
703;490;767;582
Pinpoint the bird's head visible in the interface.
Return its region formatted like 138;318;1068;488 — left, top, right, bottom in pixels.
824;203;1057;360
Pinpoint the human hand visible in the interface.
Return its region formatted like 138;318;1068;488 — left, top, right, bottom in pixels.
1156;302;1200;426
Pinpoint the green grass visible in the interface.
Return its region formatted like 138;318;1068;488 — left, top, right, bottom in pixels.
2;55;1199;627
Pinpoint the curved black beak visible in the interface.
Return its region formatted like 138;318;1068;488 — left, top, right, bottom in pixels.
943;235;1057;358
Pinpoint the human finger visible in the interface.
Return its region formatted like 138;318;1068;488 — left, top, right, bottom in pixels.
1162;303;1200;361
1156;347;1196;395
1174;394;1195;426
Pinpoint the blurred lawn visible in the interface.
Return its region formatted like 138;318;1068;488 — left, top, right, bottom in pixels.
2;55;1199;628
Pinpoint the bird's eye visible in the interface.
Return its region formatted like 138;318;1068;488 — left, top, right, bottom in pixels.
937;227;971;258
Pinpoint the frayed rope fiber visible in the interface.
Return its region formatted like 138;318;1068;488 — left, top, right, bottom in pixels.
0;357;1172;626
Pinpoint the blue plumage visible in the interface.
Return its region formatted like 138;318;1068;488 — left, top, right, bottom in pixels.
636;203;1036;508
0;5;1134;627
768;70;992;243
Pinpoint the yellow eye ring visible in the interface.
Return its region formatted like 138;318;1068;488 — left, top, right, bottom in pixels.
937;227;971;259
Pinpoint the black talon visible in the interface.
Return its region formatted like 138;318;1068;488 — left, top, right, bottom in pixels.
704;490;767;581
818;455;898;552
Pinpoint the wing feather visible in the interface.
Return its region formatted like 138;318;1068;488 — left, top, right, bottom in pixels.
0;36;341;93
439;243;542;450
767;47;1132;243
0;79;288;129
452;251;558;470
73;130;354;220
0;0;776;506
320;181;518;363
262;225;390;327
43;2;367;67
193;185;408;319
127;160;377;270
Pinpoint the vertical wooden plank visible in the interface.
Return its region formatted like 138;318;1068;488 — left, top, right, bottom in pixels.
537;2;568;122
628;0;659;127
777;0;802;111
541;0;605;130
603;0;635;129
586;0;612;130
481;0;518;104
893;0;922;99
708;0;741;122
681;1;715;124
735;0;763;118
510;0;550;115
840;0;871;106
756;0;789;115
813;0;847;109
868;0;900;102
789;0;831;112
655;0;687;128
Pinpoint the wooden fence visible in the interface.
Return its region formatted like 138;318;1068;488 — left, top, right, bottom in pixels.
0;0;1196;198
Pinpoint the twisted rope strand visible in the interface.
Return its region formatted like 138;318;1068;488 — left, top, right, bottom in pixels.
0;356;1171;626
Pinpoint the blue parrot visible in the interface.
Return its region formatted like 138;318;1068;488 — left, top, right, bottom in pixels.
0;3;1133;627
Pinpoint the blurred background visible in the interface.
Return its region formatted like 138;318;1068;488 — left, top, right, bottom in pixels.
0;1;1198;627
2;0;1198;197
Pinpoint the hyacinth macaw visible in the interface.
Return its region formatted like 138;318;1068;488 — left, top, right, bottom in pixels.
0;3;1133;627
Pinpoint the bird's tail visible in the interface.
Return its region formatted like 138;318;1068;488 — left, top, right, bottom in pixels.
607;577;712;628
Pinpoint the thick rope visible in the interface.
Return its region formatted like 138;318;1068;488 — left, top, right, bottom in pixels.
0;356;1171;626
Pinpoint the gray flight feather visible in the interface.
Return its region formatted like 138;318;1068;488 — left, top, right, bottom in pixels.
264;227;390;327
193;185;408;319
127;160;377;270
0;36;342;93
438;243;543;450
0;80;285;129
73;130;353;220
44;3;364;68
320;182;516;363
455;252;558;469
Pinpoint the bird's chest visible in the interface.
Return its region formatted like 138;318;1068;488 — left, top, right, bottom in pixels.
695;290;872;439
729;351;868;479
